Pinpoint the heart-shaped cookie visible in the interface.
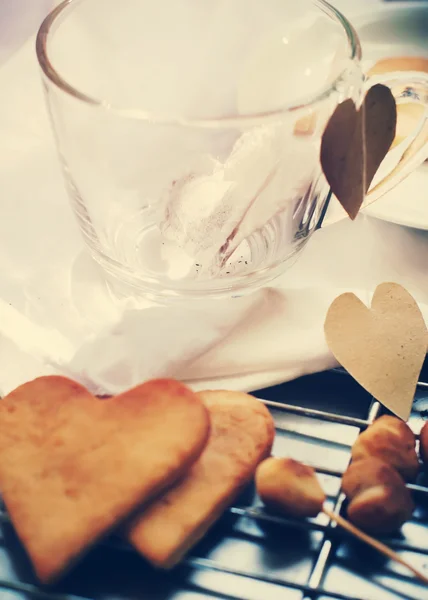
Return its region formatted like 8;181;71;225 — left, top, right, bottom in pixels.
321;84;397;220
127;389;275;568
0;376;209;583
324;282;427;420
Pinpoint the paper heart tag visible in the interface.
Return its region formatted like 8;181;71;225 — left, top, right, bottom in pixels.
321;84;397;220
324;282;428;420
0;376;210;583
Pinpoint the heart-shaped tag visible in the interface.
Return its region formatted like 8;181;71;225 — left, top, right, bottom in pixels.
321;84;397;220
324;283;427;420
0;376;210;583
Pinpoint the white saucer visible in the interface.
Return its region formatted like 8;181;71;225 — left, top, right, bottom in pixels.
365;162;428;230
353;4;428;230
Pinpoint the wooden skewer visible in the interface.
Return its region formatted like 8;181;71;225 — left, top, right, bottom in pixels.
322;507;428;585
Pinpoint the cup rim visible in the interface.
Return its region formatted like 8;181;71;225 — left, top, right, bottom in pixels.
36;0;361;127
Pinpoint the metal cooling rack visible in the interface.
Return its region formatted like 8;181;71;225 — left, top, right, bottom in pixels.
0;368;427;600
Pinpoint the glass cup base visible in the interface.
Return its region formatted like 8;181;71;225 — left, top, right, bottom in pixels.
93;245;304;304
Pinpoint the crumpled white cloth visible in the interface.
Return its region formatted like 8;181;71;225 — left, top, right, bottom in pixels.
1;1;428;397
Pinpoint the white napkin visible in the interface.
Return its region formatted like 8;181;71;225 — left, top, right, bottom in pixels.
1;8;428;398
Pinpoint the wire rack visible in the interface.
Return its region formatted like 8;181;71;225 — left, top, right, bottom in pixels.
0;368;427;600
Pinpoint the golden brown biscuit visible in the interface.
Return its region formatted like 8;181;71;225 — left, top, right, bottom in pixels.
391;103;426;148
351;416;419;481
294;111;317;136
256;457;325;518
342;458;407;500
347;484;414;535
127;390;275;568
368;57;428;150
368;56;428;76
0;376;209;583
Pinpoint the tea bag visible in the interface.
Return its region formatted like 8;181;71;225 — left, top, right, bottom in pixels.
160;126;283;277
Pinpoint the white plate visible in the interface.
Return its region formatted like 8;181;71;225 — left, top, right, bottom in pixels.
365;162;428;230
353;4;428;230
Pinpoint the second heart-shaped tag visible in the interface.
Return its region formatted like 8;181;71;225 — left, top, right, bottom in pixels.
324;282;427;420
321;84;397;220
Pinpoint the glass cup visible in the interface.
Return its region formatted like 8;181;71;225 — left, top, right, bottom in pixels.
36;0;428;301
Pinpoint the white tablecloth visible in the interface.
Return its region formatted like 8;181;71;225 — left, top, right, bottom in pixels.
1;0;428;396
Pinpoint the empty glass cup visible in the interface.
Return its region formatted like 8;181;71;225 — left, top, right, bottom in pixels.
36;0;428;300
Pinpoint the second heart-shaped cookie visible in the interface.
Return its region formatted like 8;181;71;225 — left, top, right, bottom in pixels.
0;376;210;583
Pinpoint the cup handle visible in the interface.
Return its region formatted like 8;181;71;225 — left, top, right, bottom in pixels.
364;71;428;207
322;71;428;226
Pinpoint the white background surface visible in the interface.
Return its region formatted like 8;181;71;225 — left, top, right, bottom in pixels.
0;0;428;396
